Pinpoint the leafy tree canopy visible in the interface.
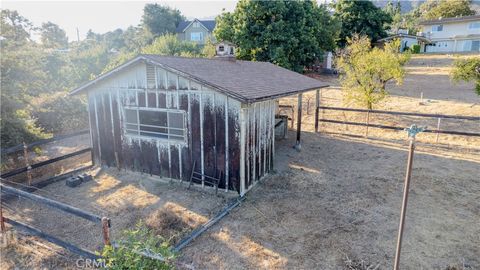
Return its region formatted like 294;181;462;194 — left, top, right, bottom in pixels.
333;0;392;47
214;0;340;72
451;57;480;95
142;4;185;37
422;0;476;20
40;21;68;49
336;35;410;110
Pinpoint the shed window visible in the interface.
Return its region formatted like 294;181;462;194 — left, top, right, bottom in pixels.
124;108;186;141
167;72;177;90
146;64;156;89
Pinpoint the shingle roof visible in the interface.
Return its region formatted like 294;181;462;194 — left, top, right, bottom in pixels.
143;55;328;102
175;19;216;33
71;55;329;103
419;15;480;25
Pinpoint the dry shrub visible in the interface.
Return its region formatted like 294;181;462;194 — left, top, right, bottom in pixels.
145;208;192;245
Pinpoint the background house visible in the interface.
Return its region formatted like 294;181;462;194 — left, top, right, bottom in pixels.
376;29;431;52
418;15;480;53
71;43;328;196
176;18;216;45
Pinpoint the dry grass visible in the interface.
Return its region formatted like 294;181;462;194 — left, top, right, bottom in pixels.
177;54;480;269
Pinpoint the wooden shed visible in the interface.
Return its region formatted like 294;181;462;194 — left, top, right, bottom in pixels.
72;46;328;195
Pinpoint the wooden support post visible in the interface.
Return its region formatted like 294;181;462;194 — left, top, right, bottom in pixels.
23;142;32;186
435;118;441;143
295;93;303;151
102;217;111;246
315;89;320;133
0;204;6;233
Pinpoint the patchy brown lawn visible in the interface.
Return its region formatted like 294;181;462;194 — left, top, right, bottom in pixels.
1;168;236;269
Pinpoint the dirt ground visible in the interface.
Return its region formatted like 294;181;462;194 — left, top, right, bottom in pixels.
1;168;236;269
1;54;479;269
177;54;479;269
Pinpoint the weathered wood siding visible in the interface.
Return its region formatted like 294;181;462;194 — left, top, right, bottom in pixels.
241;100;276;194
86;60;275;195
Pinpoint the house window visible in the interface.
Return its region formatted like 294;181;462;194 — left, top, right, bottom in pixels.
472;40;480;51
469;22;480;30
193;21;200;28
219;45;224;52
432;25;443;32
124;108;186;141
190;32;204;41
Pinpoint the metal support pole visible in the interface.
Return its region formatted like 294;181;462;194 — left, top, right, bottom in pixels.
23;142;32;186
315;89;320;133
435;118;441;143
295;93;303;151
394;124;425;270
365;111;370;138
102;217;111;246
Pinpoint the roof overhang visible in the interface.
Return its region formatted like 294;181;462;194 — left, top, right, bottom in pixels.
377;34;431;43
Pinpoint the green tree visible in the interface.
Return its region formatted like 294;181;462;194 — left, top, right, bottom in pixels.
40;21;68;49
142;4;184;37
333;0;392;47
451;57;480;95
214;0;339;72
383;1;403;33
336;35;411;109
423;0;475;20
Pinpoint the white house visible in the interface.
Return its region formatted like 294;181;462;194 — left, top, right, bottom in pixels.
418;15;480;53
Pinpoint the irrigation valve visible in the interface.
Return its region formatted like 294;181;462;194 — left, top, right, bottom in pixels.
404;124;426;140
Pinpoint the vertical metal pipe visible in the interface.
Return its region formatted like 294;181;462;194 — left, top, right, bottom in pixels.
435;118;441;143
315;89;320;133
365;111;370;138
394;138;415;270
23;142;32;186
295;93;303;150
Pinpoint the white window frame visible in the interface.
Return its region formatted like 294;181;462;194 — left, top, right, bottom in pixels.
431;24;443;32
121;88;187;144
193;21;200;28
190;32;204;41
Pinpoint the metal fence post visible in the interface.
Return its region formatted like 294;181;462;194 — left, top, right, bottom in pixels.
435;118;442;143
23;142;32;186
394;124;425;270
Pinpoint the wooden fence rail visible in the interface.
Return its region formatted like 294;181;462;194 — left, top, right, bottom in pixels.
1;130;89;155
316;106;480;138
0;183;110;258
0;148;92;179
